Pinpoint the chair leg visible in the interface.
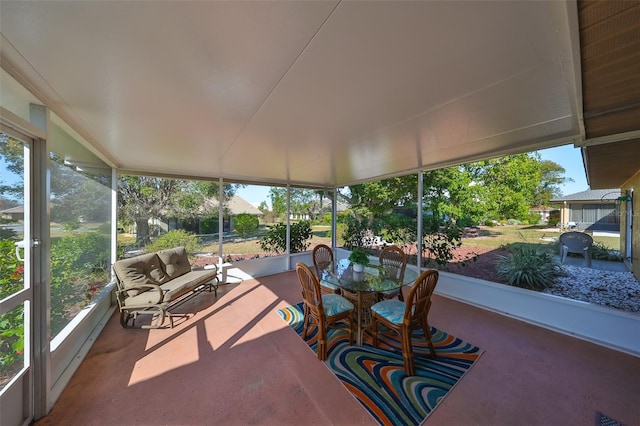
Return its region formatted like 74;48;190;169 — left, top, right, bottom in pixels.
372;316;379;347
318;317;327;361
348;311;355;346
422;320;436;358
401;326;415;376
302;305;310;340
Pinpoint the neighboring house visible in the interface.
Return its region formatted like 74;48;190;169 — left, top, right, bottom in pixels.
529;205;554;223
0;205;24;221
166;194;263;235
550;189;621;232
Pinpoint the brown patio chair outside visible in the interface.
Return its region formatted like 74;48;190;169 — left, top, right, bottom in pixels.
371;269;439;376
377;245;407;301
295;262;355;360
559;231;593;267
312;244;341;294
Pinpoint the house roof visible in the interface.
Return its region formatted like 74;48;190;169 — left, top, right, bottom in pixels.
0;206;24;214
204;195;262;216
550;189;621;203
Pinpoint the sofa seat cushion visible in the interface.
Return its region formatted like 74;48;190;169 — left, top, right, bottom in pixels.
157;247;192;279
113;253;169;296
161;269;218;303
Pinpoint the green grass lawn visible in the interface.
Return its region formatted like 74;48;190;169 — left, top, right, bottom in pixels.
461;225;620;252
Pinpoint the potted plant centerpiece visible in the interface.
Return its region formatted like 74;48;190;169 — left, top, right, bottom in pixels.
348;248;369;272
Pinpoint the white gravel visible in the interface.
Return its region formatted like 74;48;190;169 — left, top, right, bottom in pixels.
543;265;640;313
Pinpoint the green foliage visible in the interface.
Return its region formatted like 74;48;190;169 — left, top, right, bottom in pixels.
422;218;473;266
347;175;418;218
341;215;370;249
379;213;416;246
259;221;312;254
234;213;259;239
507;219;522;225
49;231;111;336
526;212;542;225
348;248;370;265
496;246;562;290
548;210;560;227
145;229;199;254
591;241;623;261
0;239;24;369
484;219;497;226
61;220;81;231
199;217;218;234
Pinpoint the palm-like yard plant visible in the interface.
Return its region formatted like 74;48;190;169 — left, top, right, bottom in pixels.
496;246;562;291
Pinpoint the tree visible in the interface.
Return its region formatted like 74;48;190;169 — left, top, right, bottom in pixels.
269;187;287;221
534;159;572;206
346;175;418;219
117;176;242;245
234;213;259;240
467;154;542;221
118;176;185;245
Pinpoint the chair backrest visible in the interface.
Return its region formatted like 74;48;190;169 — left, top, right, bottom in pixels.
404;269;439;326
296;262;325;316
312;244;334;268
560;231;593;251
379;245;407;281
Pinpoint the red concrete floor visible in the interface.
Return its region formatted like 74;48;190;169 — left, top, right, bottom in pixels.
36;271;640;426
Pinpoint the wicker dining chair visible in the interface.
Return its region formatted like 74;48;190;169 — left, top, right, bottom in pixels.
377;245;408;301
295;262;355;360
312;244;341;294
370;269;439;376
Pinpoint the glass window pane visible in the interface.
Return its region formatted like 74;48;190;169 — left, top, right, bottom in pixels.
221;183;284;260
49;114;112;339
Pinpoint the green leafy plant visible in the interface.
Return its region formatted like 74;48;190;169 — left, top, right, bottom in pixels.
590;241;623;261
496;246;562;290
348;248;369;266
422;218;476;267
0;239;25;373
259;221;312;254
145;229;199;254
233;213;259;240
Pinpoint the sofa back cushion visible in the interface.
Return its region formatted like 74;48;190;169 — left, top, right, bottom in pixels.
157;246;191;279
113;253;169;296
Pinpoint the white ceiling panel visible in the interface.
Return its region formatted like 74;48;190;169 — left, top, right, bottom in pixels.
0;1;582;187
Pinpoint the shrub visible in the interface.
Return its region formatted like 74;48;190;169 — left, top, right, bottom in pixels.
50;231;111;335
259;221;312;254
484;219;497;227
341;215;370;249
548;210;560;227
506;218;522;225
234;213;259;239
145;229;199;254
422;218;476;267
526;212;542;225
496;246;562;291
591;241;623;261
0;239;25;371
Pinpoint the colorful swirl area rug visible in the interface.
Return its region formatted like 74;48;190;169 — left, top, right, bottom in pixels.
277;303;483;426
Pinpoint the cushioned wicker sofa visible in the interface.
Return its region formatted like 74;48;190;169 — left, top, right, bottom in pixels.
113;246;218;329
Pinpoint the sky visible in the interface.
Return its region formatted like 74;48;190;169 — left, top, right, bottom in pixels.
235;144;590;207
535;144;589;196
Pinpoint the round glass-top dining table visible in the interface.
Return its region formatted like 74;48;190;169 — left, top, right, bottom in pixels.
316;258;418;345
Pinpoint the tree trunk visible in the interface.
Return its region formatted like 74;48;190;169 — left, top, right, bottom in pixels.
136;218;149;246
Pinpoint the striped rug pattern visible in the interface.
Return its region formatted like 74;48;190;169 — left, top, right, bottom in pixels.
277;303;483;425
